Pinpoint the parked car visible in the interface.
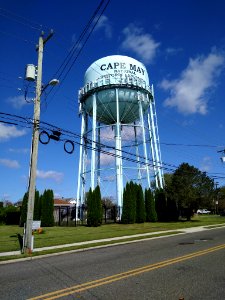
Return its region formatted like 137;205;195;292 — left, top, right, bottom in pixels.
197;209;211;214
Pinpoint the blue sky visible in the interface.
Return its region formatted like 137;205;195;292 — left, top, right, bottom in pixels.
0;0;225;203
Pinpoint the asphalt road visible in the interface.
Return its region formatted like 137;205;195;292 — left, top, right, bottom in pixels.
1;227;225;300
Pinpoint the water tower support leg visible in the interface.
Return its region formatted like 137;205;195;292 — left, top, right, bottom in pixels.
134;122;142;183
149;86;164;188
76;112;85;217
147;109;158;189
115;88;123;214
97;124;101;187
139;99;150;188
81;113;88;206
91;94;97;190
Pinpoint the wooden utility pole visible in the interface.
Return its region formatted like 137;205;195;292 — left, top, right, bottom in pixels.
24;31;53;254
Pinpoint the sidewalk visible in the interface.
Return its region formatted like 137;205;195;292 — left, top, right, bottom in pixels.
1;224;225;259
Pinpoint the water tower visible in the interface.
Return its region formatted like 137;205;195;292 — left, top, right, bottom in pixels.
76;55;164;213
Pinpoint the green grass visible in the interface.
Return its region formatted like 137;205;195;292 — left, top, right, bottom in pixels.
1;215;225;254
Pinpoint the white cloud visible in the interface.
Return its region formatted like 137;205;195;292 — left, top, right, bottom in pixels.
70;34;82;51
200;156;212;172
100;151;115;165
161;51;224;115
100;127;114;142
9;148;29;154
6;95;30;109
0;124;27;142
95;15;112;38
0;158;20;169
103;175;115;182
121;125;142;141
165;47;183;56
121;24;160;64
54;192;62;198
36;170;64;183
100;126;142;143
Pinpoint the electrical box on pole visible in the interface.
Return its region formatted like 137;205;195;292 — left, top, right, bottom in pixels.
25;64;36;81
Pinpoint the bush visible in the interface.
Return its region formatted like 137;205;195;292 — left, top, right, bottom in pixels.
0;207;6;224
5;210;21;225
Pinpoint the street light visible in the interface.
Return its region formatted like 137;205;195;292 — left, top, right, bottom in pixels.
42;78;59;94
24;31;59;254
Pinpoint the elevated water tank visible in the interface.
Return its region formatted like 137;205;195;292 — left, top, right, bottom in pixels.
79;55;152;124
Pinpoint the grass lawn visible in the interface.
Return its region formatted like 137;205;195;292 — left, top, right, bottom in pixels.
1;215;225;253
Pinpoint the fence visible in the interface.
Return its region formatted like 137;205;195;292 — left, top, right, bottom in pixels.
54;205;122;226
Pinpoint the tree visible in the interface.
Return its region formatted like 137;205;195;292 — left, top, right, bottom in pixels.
33;190;41;220
87;186;102;227
155;188;167;222
145;188;157;222
41;189;54;227
171;163;214;220
121;182;136;224
136;185;145;223
166;196;179;221
87;188;94;226
20;192;28;226
102;196;115;208
94;185;103;226
217;186;225;213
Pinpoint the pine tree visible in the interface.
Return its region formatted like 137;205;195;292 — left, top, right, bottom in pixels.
129;181;136;223
136;185;145;223
95;185;102;226
41;189;54;227
87;186;102;227
87;188;94;226
121;184;128;223
20;192;28;226
145;189;157;222
121;182;136;224
33;190;40;220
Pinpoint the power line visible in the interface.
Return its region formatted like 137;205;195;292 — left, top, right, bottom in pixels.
0;111;174;172
160;142;225;149
1;111;225;181
42;0;111;107
0;29;36;45
0;7;48;32
56;0;111;86
52;0;105;81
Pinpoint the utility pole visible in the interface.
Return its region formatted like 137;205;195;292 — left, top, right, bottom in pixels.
24;31;53;254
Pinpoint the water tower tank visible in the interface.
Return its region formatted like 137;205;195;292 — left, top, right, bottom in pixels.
79;55;152;124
